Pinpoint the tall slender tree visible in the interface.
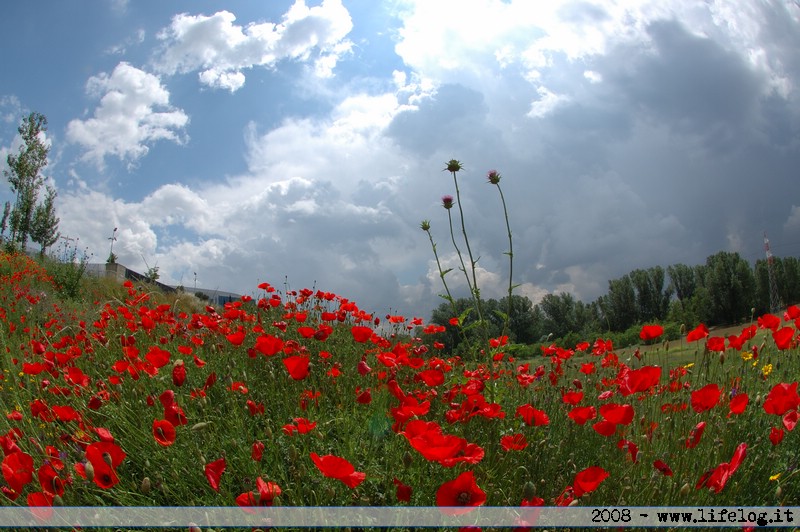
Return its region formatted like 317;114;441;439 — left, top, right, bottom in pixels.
30;185;60;256
5;112;50;251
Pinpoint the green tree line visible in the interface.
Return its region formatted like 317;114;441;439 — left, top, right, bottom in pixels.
429;251;800;354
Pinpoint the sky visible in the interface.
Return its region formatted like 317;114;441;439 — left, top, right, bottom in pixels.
1;0;799;321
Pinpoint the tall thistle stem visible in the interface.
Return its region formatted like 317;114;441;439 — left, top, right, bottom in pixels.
445;160;486;344
488;170;514;337
421;219;469;346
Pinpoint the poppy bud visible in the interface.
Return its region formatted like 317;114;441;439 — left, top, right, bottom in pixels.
523;481;536;500
52;494;63;506
402;451;413;467
140;477;151;495
680;483;690;496
776;485;783;499
84;461;95;482
191;422;211;432
719;353;725;364
265;426;273;439
288;445;299;462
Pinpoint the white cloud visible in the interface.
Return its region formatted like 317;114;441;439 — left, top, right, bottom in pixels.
155;0;353;91
66;62;188;168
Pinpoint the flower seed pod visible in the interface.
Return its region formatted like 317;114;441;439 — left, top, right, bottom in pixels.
84;461;95;482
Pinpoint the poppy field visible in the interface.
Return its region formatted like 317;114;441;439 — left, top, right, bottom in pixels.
2;248;800;523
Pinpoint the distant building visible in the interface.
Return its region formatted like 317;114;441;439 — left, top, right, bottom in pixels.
86;262;242;306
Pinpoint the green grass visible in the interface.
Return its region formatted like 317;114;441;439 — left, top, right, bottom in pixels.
1;250;799;530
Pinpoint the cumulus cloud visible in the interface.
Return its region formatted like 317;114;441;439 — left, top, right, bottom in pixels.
66;62;188;168
154;0;353;91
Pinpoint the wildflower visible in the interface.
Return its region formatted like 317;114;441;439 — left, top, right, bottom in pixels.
393;477;412;502
444;159;464;173
573;466;609;497
204;458;226;492
762;364;773;377
441;195;454;210
741;351;753;361
487;170;501;184
309;452;365;488
639;324;663;341
435;471;486;514
690;384;721;413
152;419;176;447
420;220;431;231
770;473;781;481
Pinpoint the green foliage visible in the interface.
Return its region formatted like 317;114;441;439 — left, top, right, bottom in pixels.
30;184;60;255
4;112;51;251
46;237;90;299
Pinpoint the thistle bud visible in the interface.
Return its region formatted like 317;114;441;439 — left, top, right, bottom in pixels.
441;195;454;210
420;220;431;231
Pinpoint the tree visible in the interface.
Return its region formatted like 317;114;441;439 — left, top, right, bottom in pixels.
0;201;9;240
703;251;756;325
5;112;50;251
630;266;672;322
539;292;578;339
667;263;698;302
599;275;637;331
30;185;60;256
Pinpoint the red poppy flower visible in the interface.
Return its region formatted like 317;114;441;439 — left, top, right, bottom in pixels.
773;327;795;350
415;369;445;387
351;326;373;343
309;452;365;488
763;382;800;415
435;471;486;514
172;362;186;387
696;443;746;493
758;313;781;331
599;403;634;425
770;427;784;446
500;433;528;451
561;391;583;405
394;477;412;502
145;346;171;368
592;420;617;437
236;477;282;510
152;419;176;446
252;441;265;462
639;324;663;341
226;330;246;346
617;439;639;463
254;335;283;356
618;366;661;396
205;458;226;492
515;404;549;426
282;417;317;436
728;393;749;416
283;355;310;380
706;336;726;352
686;323;709;342
2;451;34;493
685;421;706;449
580;362;596;375
573;466;609;497
85;441;126;489
37;463;63;496
568;406;596;426
653;459;673;476
783;410;798;431
691;384;721;413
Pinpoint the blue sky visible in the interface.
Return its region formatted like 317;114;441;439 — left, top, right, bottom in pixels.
1;0;799;320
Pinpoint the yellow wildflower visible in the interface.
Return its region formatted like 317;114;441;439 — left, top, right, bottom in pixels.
741;351;753;361
762;363;773;377
770;473;781;481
